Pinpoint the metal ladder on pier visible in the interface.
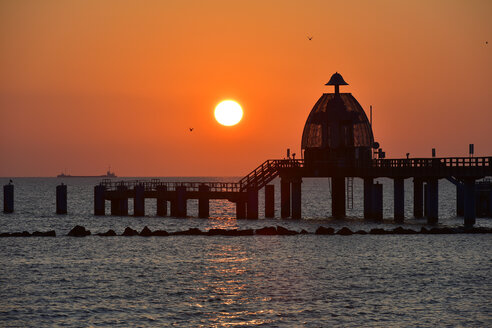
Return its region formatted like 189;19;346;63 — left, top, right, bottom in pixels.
346;177;354;209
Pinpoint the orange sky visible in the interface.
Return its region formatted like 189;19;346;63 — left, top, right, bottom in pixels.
0;0;491;177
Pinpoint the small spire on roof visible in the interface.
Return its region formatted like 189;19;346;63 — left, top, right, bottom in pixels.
325;72;348;94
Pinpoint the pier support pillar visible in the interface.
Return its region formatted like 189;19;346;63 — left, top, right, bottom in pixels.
456;183;464;217
364;178;374;219
291;178;302;219
413;178;423;218
464;178;476;228
247;188;259;219
280;178;290;218
236;200;246;219
332;177;345;219
94;185;105;216
198;185;210;218
176;186;187;217
265;185;275;218
394;178;404;223
424;183;429;218
156;185;167;216
427;178;439;225
372;183;383;221
134;184;145;216
56;184;67;214
3;183;14;213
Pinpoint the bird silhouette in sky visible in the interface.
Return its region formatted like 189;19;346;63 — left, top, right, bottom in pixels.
307;36;313;40
189;128;194;132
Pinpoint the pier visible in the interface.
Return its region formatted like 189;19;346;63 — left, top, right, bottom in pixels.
93;73;492;227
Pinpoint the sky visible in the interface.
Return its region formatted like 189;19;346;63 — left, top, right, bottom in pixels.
0;0;490;177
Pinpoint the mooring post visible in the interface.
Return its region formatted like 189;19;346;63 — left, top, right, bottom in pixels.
456;183;464;217
134;184;145;216
156;185;167;216
424;183;429;218
247;187;259;219
198;184;210;218
364;177;374;219
463;178;476;228
236;200;246;219
291;178;302;219
332;176;346;219
413;178;423;218
372;183;383;221
176;186;187;217
117;185;129;216
94;184;106;216
3;183;14;213
427;178;439;225
56;183;67;214
264;184;275;218
394;178;404;223
280;178;291;218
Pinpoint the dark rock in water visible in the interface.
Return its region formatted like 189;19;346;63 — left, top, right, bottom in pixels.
355;230;367;235
420;227;430;234
11;231;31;237
429;227;457;234
466;227;492;234
151;230;169;237
276;226;298;235
336;227;353;235
97;229;117;237
0;232;10;237
68;225;91;237
32;230;56;237
140;226;153;237
121;227;138;236
236;229;255;236
315;226;335;235
255;226;277;235
392;227;417;235
172;228;204;236
369;228;387;235
207;228;227;236
300;229;309;234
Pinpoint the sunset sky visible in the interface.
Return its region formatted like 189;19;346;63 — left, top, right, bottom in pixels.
0;0;490;177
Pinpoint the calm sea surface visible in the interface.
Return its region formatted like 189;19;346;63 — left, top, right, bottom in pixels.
1;177;491;327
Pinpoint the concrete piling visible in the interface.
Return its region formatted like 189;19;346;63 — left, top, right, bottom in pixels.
464;178;476;227
176;186;187;217
265;184;275;218
156;185;167;216
364;177;374;219
198;184;210;218
372;183;383;221
56;184;67;214
3;183;14;213
427;178;439;225
456;183;464;217
236;200;246;219
94;185;105;216
247;187;259;219
332;177;345;219
291;178;302;219
280;179;291;218
413;178;423;218
134;184;145;216
394;178;404;223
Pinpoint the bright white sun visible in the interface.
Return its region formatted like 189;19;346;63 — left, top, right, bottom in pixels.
214;100;243;126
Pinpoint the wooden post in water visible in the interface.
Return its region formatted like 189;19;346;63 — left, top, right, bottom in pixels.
264;185;275;218
94;185;105;216
247;187;258;219
236;200;246;219
394;178;404;223
56;183;67;214
364;177;374;219
332;176;346;219
464;178;476;228
134;184;145;216
176;186;187;217
3;183;13;213
413;178;423;218
280;178;290;218
291;178;302;219
427;178;439;225
198;184;210;218
372;183;383;221
156;185;167;216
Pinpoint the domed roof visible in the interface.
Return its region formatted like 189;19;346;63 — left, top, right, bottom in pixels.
325;72;348;86
301;90;374;150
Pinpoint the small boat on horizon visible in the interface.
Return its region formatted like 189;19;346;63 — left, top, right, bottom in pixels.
57;168;117;178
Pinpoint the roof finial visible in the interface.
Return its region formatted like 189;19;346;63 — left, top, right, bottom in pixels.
325;72;348;94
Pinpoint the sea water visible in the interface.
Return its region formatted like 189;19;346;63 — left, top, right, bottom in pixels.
0;177;491;327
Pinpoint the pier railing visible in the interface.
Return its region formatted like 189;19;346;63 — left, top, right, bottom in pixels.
372;157;492;168
100;179;242;192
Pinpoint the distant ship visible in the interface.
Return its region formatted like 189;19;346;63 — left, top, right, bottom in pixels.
57;168;117;178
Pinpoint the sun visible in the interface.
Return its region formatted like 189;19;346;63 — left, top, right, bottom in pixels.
214;100;243;126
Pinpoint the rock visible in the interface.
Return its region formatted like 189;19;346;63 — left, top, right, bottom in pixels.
172;228;204;236
420;227;430;234
97;229;117;237
32;230;56;237
121;227;138;236
0;232;10;237
140;226;153;237
369;228;387;235
207;228;228;236
151;230;169;236
300;229;309;234
355;230;367;235
276;226;298;235
315;226;335;235
236;229;255;236
429;227;457;234
336;227;353;235
68;225;91;237
255;226;277;235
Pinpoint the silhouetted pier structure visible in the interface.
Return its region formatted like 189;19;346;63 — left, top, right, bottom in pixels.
94;73;492;227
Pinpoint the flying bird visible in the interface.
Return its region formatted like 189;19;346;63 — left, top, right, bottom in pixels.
189;128;194;132
307;36;313;41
